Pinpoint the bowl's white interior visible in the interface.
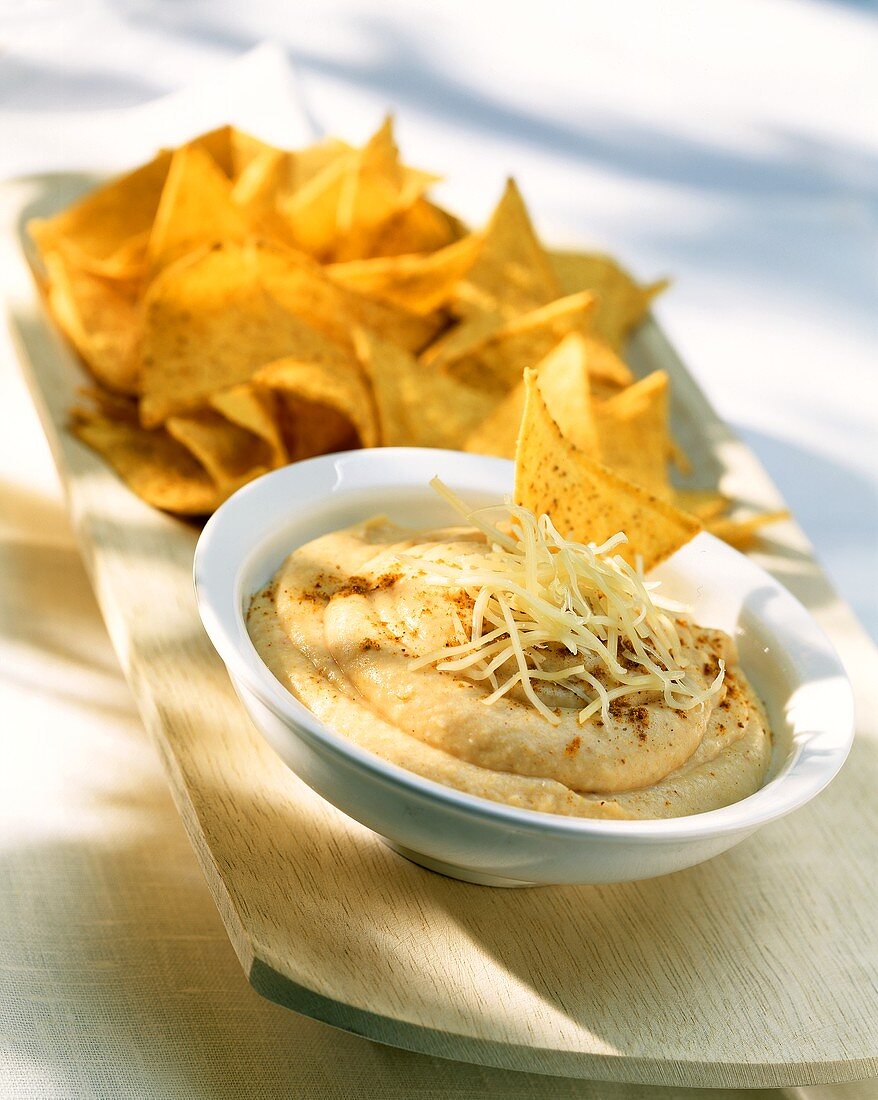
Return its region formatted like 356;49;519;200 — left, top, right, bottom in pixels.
240;482;502;597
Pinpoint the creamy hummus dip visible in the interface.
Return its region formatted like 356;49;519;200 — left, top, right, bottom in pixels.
247;517;771;819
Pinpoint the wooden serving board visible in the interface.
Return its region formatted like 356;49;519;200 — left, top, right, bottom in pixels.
5;174;878;1090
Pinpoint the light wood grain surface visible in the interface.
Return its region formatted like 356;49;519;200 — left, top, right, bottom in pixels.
6;175;878;1090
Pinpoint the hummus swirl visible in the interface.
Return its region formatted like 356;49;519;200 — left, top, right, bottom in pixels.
247;518;771;819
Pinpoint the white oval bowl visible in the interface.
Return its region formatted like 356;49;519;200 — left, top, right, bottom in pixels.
194;448;853;887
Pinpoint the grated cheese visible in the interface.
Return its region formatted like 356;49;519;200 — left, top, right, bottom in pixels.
407;478;725;726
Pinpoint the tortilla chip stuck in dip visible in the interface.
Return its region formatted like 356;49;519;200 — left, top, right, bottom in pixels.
247;481;771;820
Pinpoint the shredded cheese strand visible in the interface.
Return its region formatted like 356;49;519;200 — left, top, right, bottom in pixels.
408;478;724;726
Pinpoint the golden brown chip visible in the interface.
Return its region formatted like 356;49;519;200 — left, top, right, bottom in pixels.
418;306;505;369
464;332;599;460
368;197;465;257
68;229;149;284
28;151;171;279
229;148;298;246
674;488;730;521
514;369;700;569
28;128;238;281
72;412;220;514
228;129;282;180
230;146;285;210
326;233;482;315
256;137;353;211
256;239;443;354
708;510;790;550
39;121;756;543
278;148;350;259
43;247;141;394
436;324;631;394
334;117;441;261
549;249;668;349
72;385;139;424
279;118;437;262
286;138;354;194
139;242;357;426
254;353;378;450
186;125;235;176
454;179;560;318
273;394;361;462
575;333;635;389
355;328;497;449
277;393;358;462
331;118;402;254
594;370;672;498
334;117;418;262
208;383;287;466
463;384;525;459
533;334;599;454
435;291;595;393
147;144;250;270
166;409;274;488
667;437;694;477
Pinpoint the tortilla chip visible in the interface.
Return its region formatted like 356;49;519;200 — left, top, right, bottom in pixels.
208;383;287;466
230;146;285;210
533;334;599;454
186;125;235;176
272;394;361;462
229;148;298;245
335;117;407;260
287;138;354;194
139;242;356;426
279;148;350;259
28;151;171;279
369;197;464;257
437;291;595;393
326;233;482;315
43;121;733;538
257;138;353;210
335;118;440;261
514;369;700;569
227;129;282;180
463;332;599;459
549;249;668;349
463;384;525;459
72;385;139;424
575;333;635;390
45;229;151;286
72;412;220;514
278;119;437;262
256;240;442;354
708;511;790;550
668;437;693;477
336;118;401;238
173;124;245;178
43;247;141;394
254;353;378;449
148;144;250;270
166;409;274;488
674;488;729;521
355;328;496;449
418;306;505;369
594;370;672;498
454;179;560;318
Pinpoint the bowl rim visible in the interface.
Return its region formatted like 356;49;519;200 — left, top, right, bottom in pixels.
193;447;854;841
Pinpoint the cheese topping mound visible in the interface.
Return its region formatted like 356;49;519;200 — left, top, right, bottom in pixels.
409;478;725;726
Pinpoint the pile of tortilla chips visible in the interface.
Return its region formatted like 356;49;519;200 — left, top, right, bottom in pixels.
29;118;786;561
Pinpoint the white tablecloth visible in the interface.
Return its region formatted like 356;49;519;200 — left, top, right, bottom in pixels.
1;5;876;1096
